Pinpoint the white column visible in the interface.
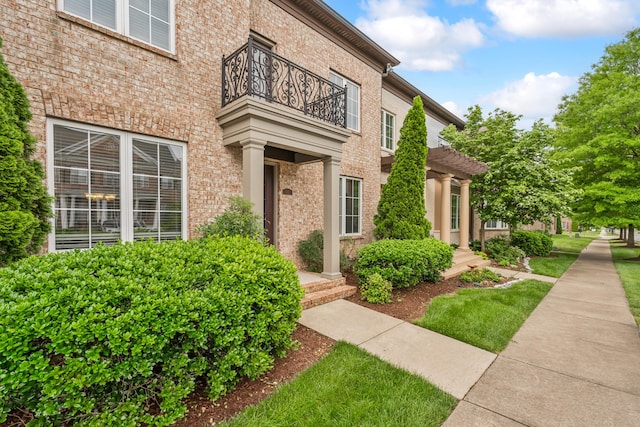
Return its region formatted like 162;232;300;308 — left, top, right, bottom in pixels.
440;173;454;244
322;157;342;279
240;140;266;217
459;179;471;250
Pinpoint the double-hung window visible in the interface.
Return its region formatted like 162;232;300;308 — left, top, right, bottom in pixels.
486;219;508;229
381;110;395;151
48;120;186;251
451;194;460;230
339;176;362;236
330;72;360;132
59;0;174;52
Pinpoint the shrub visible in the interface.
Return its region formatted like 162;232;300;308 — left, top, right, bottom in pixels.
470;240;482;252
0;37;52;266
485;235;526;266
0;237;303;426
460;268;500;284
198;196;266;243
511;230;553;257
361;273;392;304
297;229;324;272
353;239;453;288
374;96;432;239
297;230;354;274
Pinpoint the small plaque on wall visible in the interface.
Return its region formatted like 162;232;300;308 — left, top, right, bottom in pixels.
282;188;293;195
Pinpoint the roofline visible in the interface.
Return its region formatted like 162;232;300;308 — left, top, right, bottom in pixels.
382;71;465;129
269;0;400;71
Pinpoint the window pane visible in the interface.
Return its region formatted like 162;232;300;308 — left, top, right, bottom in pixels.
93;0;116;29
90;133;120;171
134;210;159;240
133;140;158;175
54;126;89;169
159;144;182;177
151;0;170;22
65;0;91;20
160;180;181;210
130;0;149;13
129;7;150;43
160;212;182;241
151;17;170;51
55;210;90;250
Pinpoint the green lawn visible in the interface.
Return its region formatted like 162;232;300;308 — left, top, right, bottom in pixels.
551;234;594;253
529;253;579;277
610;243;640;325
219;342;457;427
415;280;553;353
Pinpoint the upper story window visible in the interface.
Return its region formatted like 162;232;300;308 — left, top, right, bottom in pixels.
59;0;174;52
330;72;360;132
381;110;395;151
486;219;508;230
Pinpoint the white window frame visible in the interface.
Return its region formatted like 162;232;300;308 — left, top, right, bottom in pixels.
58;0;175;53
451;193;460;231
47;118;188;251
339;176;362;236
381;110;395;151
330;71;360;132
485;219;508;230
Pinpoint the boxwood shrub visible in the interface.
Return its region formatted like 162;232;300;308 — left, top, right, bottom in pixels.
353;239;453;288
0;237;303;426
511;230;553;257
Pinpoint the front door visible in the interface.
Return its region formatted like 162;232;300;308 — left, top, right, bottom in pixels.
264;164;276;244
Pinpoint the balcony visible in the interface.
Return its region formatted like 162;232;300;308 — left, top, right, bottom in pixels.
222;38;347;128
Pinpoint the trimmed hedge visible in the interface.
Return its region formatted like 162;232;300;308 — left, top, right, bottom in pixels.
353;239;453;288
0;237;303;426
511;230;553;257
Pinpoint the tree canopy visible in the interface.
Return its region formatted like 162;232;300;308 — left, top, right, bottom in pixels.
0;38;52;265
554;28;640;245
441;106;574;244
374;96;431;239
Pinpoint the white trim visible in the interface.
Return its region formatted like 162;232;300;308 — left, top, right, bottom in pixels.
451;193;460;231
339;176;362;236
486;219;508;230
381;109;395;151
329;71;360;132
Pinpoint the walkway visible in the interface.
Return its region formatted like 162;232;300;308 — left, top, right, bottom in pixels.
445;238;640;426
299;238;640;425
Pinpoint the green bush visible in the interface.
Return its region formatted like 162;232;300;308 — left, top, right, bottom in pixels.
297;229;324;272
510;230;553;257
198;196;266;243
361;273;393;304
297;230;354;274
470;240;482;252
0;237;303;426
485;235;526;266
460;268;500;284
353;239;453;288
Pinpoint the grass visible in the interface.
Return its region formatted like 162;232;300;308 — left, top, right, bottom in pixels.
219;342;457;427
528;253;579;277
415;280;553;353
551;234;594;253
610;243;640;325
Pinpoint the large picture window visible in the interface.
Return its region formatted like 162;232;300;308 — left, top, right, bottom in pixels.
59;0;174;52
48;120;186;250
339;176;362;236
330;72;360;132
381;110;394;150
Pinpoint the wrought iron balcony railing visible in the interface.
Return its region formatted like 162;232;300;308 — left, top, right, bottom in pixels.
222;38;347;128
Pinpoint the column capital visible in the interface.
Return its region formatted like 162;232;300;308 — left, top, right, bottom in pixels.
440;173;455;181
322;156;342;167
460;179;472;186
239;139;267;149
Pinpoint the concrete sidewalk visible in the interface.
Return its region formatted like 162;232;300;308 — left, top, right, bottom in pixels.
445;238;640;426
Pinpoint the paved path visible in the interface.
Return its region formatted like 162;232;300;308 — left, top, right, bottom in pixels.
445;238;640;426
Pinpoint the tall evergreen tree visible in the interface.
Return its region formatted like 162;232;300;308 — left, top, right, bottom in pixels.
374;96;431;239
0;38;52;266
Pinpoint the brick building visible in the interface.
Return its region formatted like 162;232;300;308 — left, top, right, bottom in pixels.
2;0;487;279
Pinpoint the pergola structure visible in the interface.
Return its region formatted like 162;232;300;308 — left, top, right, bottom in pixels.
381;145;488;250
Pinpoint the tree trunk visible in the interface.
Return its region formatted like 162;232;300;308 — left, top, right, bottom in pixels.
619;227;624;240
480;221;486;252
627;224;636;248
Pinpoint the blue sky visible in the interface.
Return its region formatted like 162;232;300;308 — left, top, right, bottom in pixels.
322;0;640;129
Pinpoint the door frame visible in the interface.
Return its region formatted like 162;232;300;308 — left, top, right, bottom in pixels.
263;162;278;245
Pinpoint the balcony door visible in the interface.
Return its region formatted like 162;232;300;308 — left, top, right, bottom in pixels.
251;39;273;101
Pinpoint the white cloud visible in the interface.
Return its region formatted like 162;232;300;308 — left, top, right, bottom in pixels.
488;0;640;38
479;72;577;122
356;0;486;71
442;101;465;119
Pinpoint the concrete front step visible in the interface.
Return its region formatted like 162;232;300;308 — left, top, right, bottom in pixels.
443;251;492;280
301;276;356;310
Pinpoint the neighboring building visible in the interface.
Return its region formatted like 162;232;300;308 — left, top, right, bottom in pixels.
2;0;485;278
